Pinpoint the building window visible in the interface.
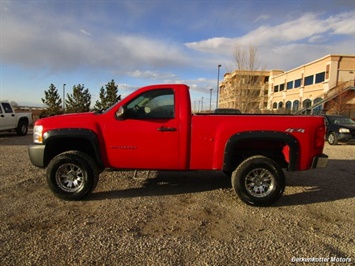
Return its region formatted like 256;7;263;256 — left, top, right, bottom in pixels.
313;98;323;114
273;102;277;109
278;101;283;108
294;79;301;88
279;84;285;91
287;81;293;90
304;75;314;86
292;100;300;112
315;72;325;84
303;99;312;108
326;64;330;79
274;85;279;92
286;101;292;110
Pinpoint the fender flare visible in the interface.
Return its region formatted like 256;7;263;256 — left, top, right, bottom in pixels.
43;128;103;168
223;131;300;172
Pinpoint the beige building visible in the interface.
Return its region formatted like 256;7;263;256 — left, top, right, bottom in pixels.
219;70;270;113
269;54;355;117
219;54;355;117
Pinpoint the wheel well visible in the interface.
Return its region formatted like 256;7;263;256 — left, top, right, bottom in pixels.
223;132;299;173
18;117;29;125
328;130;336;136
44;137;101;169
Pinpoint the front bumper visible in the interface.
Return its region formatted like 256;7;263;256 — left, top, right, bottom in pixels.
311;154;328;168
28;143;45;168
337;133;355;142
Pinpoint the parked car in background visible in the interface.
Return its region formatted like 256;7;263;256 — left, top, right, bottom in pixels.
0;102;32;136
324;115;355;145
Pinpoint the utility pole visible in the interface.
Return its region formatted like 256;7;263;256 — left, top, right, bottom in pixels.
209;88;213;111
63;84;66;112
216;64;221;109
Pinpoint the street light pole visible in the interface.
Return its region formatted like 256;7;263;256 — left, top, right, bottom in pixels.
209;88;213;111
216;64;221;109
63;84;66;112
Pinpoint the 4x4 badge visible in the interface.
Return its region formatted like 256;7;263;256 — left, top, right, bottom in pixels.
286;128;305;133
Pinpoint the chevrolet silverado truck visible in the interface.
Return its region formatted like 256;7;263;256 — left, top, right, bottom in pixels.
0;102;32;136
28;84;328;206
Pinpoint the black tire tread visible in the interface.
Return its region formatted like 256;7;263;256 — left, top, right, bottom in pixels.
231;155;285;207
46;151;99;200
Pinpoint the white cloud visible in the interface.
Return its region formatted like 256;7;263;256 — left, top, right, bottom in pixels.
125;70;177;80
1;6;189;73
184;11;355;70
80;29;92;36
185;37;235;54
185;12;354;51
254;14;270;23
308;34;329;43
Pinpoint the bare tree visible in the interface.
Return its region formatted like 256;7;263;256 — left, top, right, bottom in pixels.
230;43;266;113
325;81;355;115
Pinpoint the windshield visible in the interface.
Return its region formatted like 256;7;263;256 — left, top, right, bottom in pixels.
329;116;355;125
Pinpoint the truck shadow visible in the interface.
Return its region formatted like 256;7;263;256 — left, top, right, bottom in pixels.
91;159;355;206
0;132;32;146
275;159;355;207
91;171;232;200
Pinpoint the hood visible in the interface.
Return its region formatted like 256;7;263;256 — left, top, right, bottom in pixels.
37;112;98;130
337;124;355;129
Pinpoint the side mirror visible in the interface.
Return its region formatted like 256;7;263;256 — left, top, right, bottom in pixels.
116;106;127;120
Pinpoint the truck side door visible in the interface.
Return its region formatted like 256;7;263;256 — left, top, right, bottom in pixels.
0;103;17;130
104;88;180;169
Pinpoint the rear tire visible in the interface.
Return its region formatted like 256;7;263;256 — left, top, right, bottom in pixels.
46;151;99;200
231;155;285;207
16;120;28;136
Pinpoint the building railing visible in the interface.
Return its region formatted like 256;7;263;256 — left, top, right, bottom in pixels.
295;80;355;115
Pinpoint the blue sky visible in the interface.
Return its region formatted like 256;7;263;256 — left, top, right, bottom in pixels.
1;0;354;108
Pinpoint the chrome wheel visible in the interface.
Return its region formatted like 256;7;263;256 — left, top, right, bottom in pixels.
55;163;85;193
245;168;275;197
47;151;99;200
232;156;285;206
328;134;334;144
327;132;338;145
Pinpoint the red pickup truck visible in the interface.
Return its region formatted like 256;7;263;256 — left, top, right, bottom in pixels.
28;84;328;206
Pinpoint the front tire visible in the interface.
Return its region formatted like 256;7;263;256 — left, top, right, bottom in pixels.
327;132;338;145
231;155;285;207
46;151;99;200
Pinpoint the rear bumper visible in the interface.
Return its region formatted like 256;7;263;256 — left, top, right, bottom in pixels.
28;143;45;168
311;154;328;168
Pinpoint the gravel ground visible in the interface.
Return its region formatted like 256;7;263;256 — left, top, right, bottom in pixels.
0;131;354;265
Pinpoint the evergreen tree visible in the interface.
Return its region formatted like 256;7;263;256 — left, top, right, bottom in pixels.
94;87;106;111
94;79;120;111
65;84;91;113
41;83;63;117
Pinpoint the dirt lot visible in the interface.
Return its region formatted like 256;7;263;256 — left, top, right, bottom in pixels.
0;131;354;265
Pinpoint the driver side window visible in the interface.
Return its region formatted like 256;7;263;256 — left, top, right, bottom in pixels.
126;89;174;119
